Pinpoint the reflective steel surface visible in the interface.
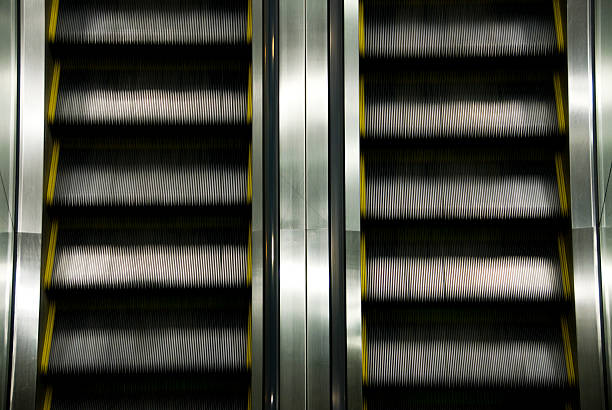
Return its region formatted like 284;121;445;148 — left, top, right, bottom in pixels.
0;0;18;407
9;0;46;409
252;0;264;408
568;0;606;408
595;0;612;401
279;0;306;408
344;0;362;408
306;0;329;406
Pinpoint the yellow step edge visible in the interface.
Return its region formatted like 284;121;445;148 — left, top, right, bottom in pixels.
359;76;365;137
553;0;565;53
360;154;366;218
359;0;364;57
362;315;367;386
46;140;60;206
363;398;368;410
40;301;56;374
48;0;59;43
558;233;570;300
361;232;366;300
48;62;61;124
248;64;253;125
554;73;566;135
561;316;576;386
555;153;569;217
247;142;252;204
44;220;59;290
247;222;252;288
247;0;252;44
43;387;53;410
247;305;252;371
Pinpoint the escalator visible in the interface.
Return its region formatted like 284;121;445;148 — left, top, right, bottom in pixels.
41;0;252;408
358;0;578;408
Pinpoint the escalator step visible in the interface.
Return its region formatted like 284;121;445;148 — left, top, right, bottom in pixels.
51;146;248;208
362;73;560;139
51;397;246;410
48;227;248;290
361;0;559;59
364;316;568;388
48;309;248;375
364;231;565;302
53;66;248;126
363;151;562;221
53;0;249;47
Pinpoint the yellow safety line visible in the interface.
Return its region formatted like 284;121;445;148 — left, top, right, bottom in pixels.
43;387;53;410
48;0;59;42
247;305;252;370
359;0;364;57
555;153;569;217
360;154;365;218
553;0;565;52
363;398;367;410
41;301;56;374
46;140;60;206
558;233;570;300
247;0;252;44
247;222;252;287
561;317;576;386
247;64;253;125
359;76;365;137
554;73;566;135
361;233;366;300
44;220;59;290
48;62;61;124
565;404;572;410
247;142;252;204
362;315;367;385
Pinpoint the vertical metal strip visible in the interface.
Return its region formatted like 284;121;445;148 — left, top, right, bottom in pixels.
344;0;362;408
251;1;263;408
329;0;346;408
278;0;306;408
567;0;606;408
306;0;330;407
263;0;280;408
9;0;45;409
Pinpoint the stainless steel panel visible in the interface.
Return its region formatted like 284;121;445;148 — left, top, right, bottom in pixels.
572;228;605;410
305;0;329;408
9;233;42;410
595;0;612;400
0;0;18;225
279;229;306;410
306;229;329;410
0;0;18;407
345;230;362;410
344;0;362;409
252;0;263;407
568;0;597;230
568;0;606;408
279;0;306;408
10;0;46;409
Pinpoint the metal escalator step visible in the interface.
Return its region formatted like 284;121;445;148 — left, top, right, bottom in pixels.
52;397;247;410
364;313;568;388
54;66;248;126
48;308;248;375
362;73;559;139
53;0;249;47
51;146;248;207
361;0;559;59
364;230;565;302
363;150;562;220
49;226;248;290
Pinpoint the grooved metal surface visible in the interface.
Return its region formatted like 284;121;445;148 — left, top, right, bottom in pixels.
54;0;249;46
48;309;248;374
362;2;558;59
52;397;246;410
